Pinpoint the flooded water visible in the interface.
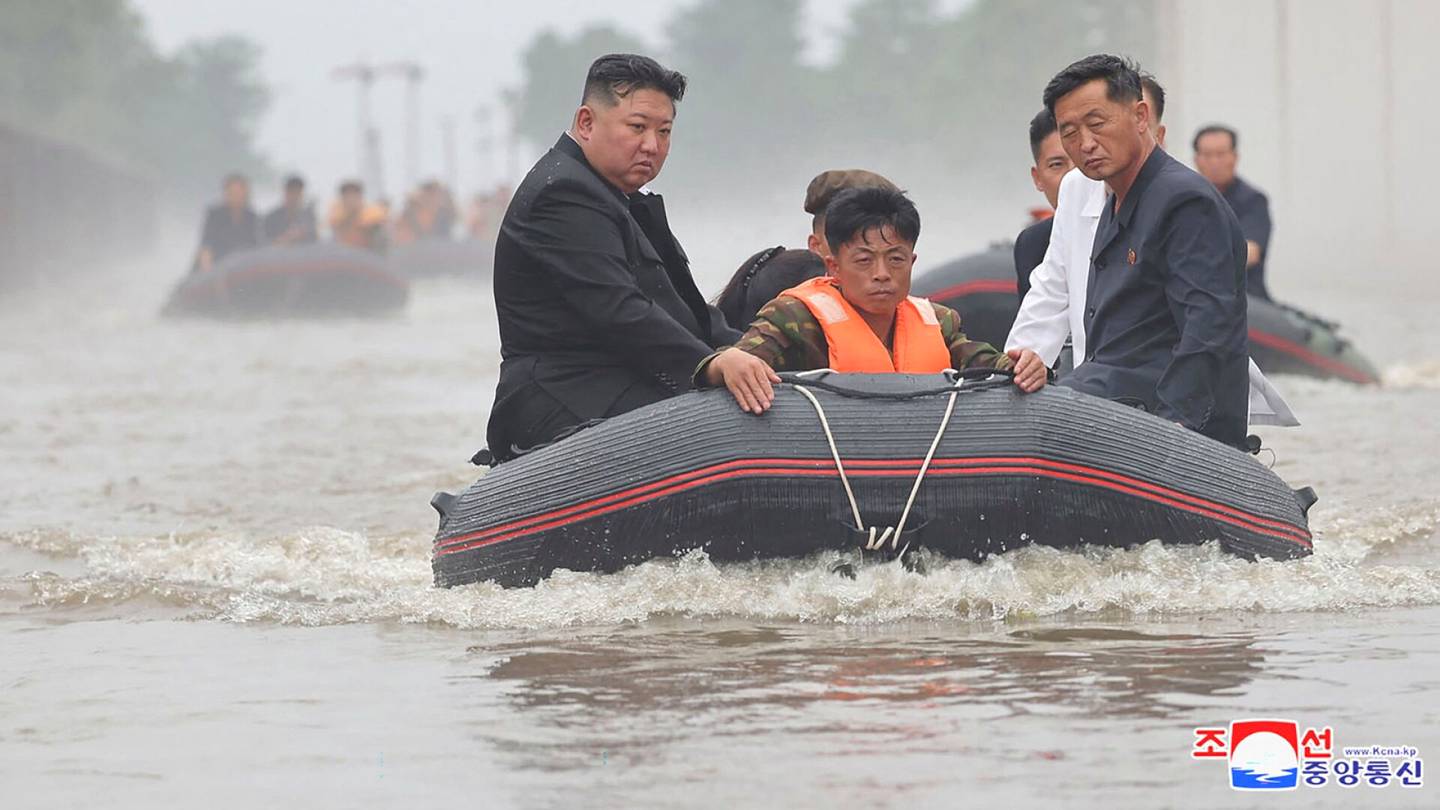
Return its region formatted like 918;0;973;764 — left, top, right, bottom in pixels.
3;251;1438;808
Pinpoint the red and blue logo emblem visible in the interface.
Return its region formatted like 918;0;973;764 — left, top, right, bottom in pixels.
1227;719;1300;790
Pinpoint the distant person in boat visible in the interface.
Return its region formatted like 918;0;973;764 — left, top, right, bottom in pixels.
1039;54;1249;447
1193;125;1273;300
329;180;388;252
395;180;458;245
192;173;260;273
1013;109;1075;298
483;53;741;463
262;174;318;246
715;169;900;330
700;186;1048;413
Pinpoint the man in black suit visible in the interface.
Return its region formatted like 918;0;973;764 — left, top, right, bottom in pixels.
1014;76;1166;299
485;53;747;462
1046;55;1249;448
1013;109;1072;299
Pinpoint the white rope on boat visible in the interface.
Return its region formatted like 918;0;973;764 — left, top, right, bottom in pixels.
791;372;965;551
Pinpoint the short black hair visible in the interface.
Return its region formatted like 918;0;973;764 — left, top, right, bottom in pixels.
823;186;920;255
1043;54;1143;116
1140;73;1166;123
1193;124;1238;152
338;180;363;195
1028;109;1058;160
582;53;687;108
283;174;305;191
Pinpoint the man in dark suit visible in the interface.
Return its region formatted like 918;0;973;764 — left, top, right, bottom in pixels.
1045;54;1249;448
486;53;746;462
192;173;259;273
1193;124;1275;300
1013;109;1072;298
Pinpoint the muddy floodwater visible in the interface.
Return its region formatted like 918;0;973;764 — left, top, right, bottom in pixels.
2;253;1438;808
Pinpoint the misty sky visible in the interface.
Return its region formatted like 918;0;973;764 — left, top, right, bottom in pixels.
132;0;889;203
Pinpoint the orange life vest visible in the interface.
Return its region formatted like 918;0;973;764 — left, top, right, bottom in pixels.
784;276;951;373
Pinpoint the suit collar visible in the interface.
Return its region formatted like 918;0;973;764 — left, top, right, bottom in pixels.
1112;146;1169;229
554;133;630;203
1091;148;1168;262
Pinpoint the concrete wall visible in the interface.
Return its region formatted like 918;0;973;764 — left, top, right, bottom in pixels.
0;123;158;290
1156;0;1439;298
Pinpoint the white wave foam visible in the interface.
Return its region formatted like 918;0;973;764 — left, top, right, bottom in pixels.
1383;361;1440;389
6;507;1440;629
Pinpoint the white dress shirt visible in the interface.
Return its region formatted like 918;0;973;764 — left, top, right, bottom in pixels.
1006;167;1299;427
1006;168;1105;366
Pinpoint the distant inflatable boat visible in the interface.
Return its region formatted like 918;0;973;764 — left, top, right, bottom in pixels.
162;243;409;318
431;371;1316;589
387;238;493;279
912;243;1380;385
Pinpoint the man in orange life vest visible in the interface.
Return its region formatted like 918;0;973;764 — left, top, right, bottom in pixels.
698;186;1048;412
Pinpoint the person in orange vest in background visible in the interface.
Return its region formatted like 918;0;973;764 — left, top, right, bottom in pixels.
699;186;1048;413
393;180;458;245
329;180;388;252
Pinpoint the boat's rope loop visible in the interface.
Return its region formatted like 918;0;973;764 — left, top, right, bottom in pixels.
791;372;968;551
781;366;1012;401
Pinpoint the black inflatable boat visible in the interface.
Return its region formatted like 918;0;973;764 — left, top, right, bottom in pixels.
911;243;1380;385
432;371;1316;589
163;243;409;318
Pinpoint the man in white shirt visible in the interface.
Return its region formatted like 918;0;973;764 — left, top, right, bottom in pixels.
1006;73;1297;428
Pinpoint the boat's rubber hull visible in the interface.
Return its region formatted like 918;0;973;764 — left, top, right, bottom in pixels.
911;244;1380;384
163;243;409;318
432;373;1315;589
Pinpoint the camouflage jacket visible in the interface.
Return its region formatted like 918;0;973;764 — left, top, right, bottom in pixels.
695;294;1012;381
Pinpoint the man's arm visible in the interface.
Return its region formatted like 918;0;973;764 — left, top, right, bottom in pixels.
1005;183;1074;364
1155;195;1249;431
937;305;1045;392
937;305;1011;371
696;297;818;413
694;297;821;382
512;179;716;387
1237;193;1272;270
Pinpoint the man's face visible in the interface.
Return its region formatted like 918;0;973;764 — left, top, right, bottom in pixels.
1054;79;1148;183
1194;131;1238;189
341;189;363;212
223;180;249;209
575;88;674;194
1030;131;1073;208
284;186;304;207
824;225;916;319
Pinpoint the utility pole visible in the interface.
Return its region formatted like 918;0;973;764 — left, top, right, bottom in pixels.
440;116;458;193
475;103;494;189
379;61;425;193
332;61;378;191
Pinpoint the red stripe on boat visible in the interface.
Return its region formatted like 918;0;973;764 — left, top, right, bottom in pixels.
435;455;1311;557
923;279;1019;300
1248;328;1377;385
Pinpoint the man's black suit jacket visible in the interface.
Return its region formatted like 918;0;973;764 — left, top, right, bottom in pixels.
487;134;740;458
1012;216;1053;300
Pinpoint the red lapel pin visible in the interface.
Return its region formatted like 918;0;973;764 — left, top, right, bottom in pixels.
1127;248;1137;265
